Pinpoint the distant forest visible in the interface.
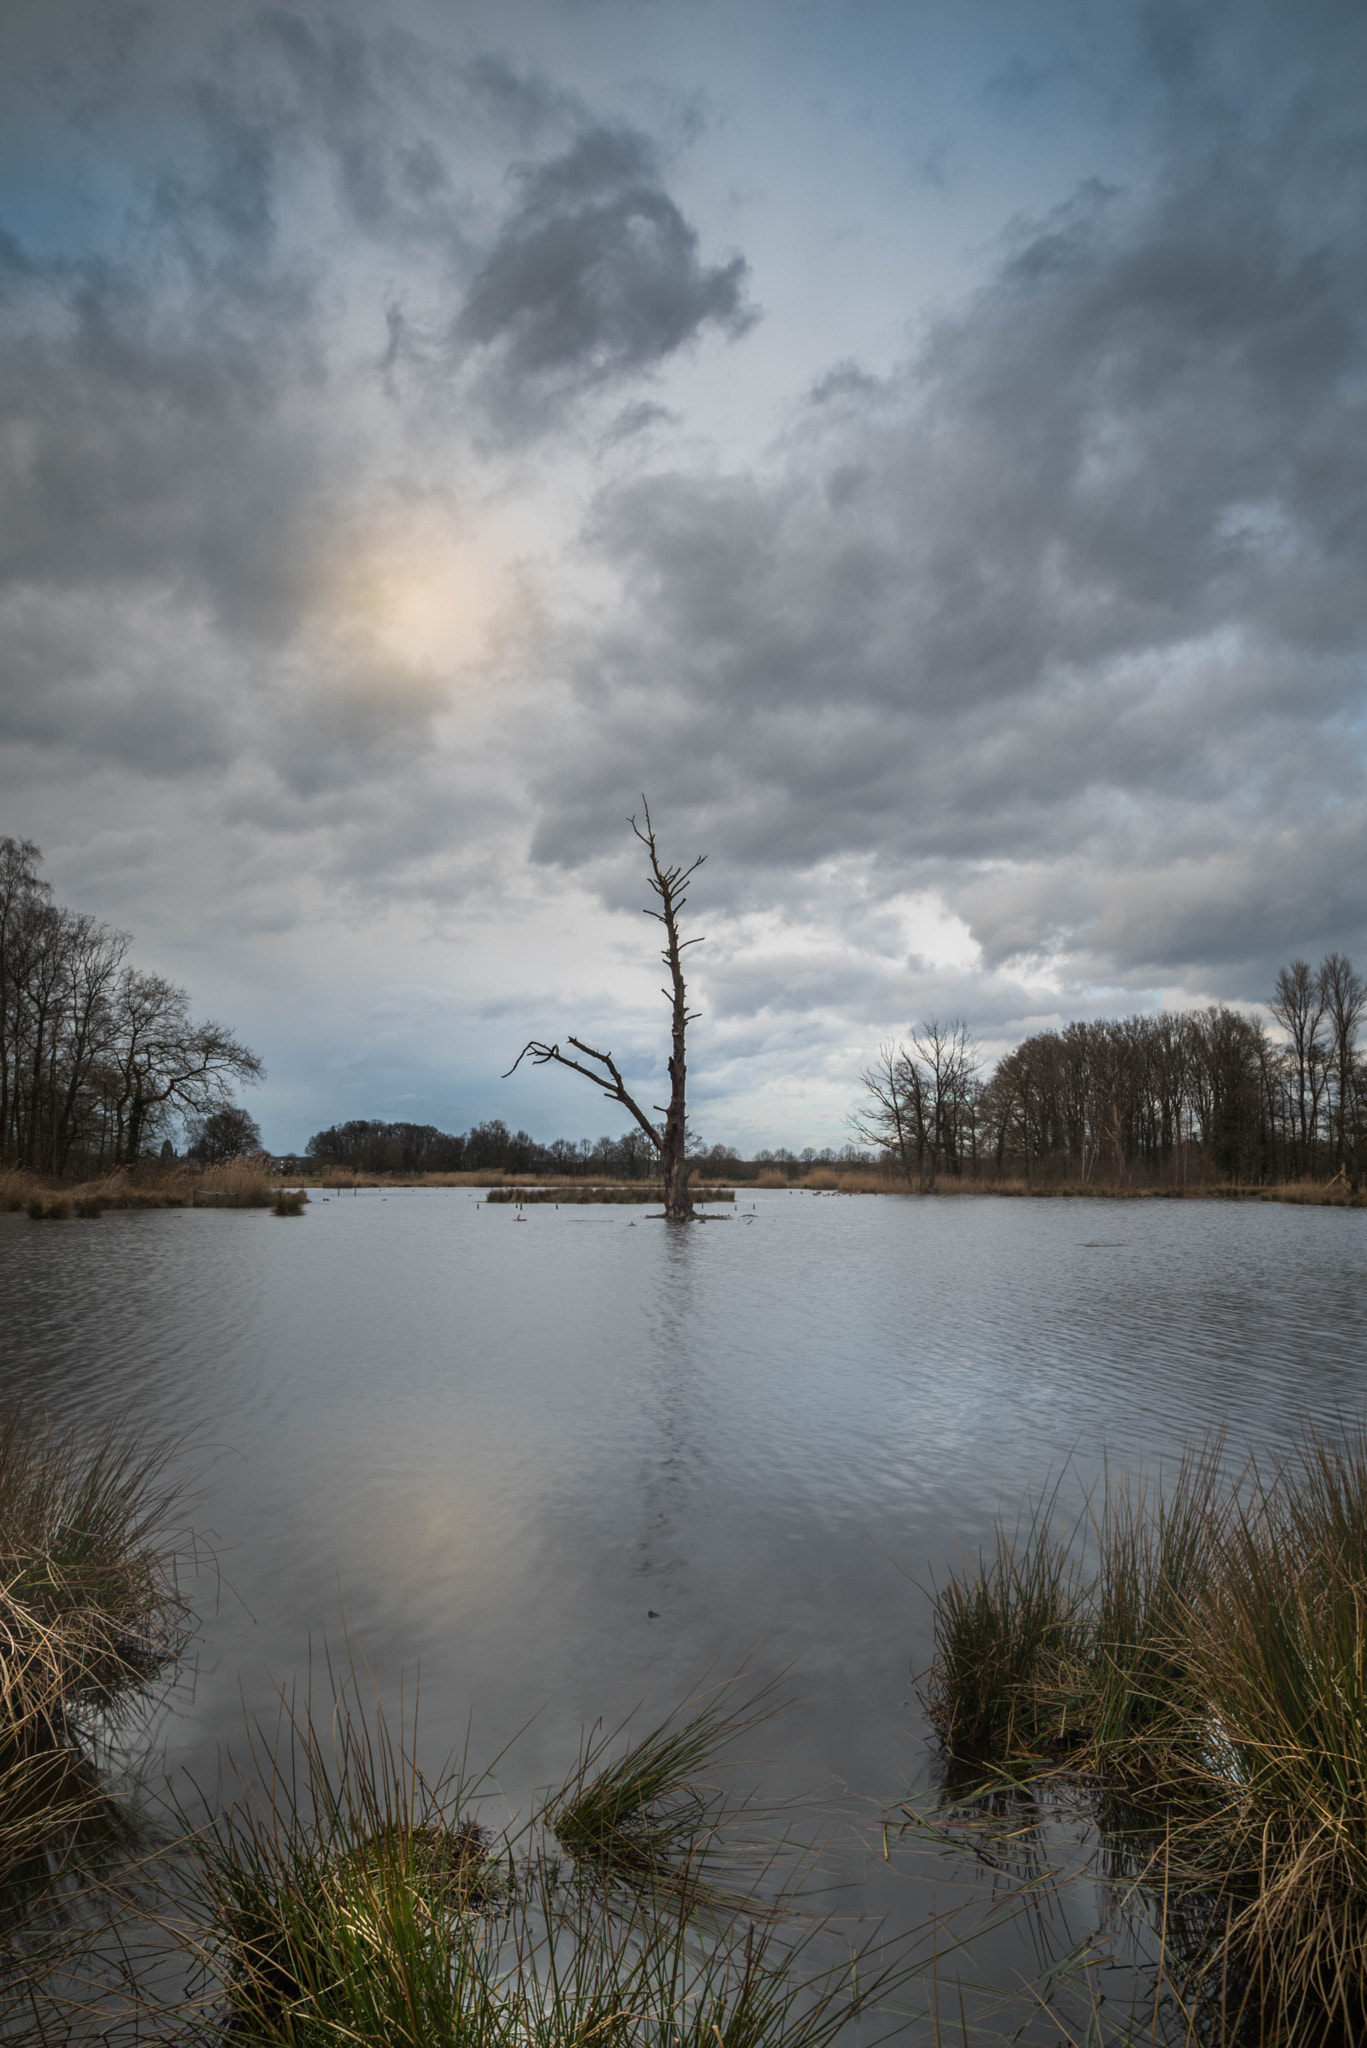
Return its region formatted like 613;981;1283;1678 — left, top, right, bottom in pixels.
855;958;1365;1192
295;1118;856;1183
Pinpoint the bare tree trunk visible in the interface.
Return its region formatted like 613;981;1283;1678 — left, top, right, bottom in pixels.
636;807;699;1221
506;801;706;1222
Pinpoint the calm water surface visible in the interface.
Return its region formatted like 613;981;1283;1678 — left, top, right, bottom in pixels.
3;1189;1365;2018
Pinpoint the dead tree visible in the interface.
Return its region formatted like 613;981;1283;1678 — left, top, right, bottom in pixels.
505;802;704;1221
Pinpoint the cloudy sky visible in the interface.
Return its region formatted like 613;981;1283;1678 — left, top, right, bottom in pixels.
2;0;1365;1151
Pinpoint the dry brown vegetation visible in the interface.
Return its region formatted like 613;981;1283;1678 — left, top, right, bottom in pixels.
486;1184;735;1205
777;1169;1367;1204
189;1162;1367;1205
0;1158;310;1217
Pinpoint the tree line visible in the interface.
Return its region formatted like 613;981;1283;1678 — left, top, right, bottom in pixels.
298;1118;871;1182
854;955;1367;1192
0;838;261;1175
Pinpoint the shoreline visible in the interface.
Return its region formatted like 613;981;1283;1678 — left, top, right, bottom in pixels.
3;1162;1362;1210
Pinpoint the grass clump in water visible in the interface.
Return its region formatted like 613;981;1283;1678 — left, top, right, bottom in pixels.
0;1404;191;1736
0;1403;193;2027
923;1425;1367;2042
1082;1445;1226;1779
1174;1433;1367;2039
184;1661;912;2048
923;1489;1089;1765
547;1682;782;1901
194;1719;507;2046
271;1189;307;1216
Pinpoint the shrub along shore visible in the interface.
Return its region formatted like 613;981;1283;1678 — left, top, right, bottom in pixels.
0;1405;192;2030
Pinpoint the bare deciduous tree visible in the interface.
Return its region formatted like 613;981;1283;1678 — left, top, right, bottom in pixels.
1270;958;1327;1169
850;1042;921;1185
0;837;262;1172
1318;951;1366;1178
109;969;263;1164
850;1018;980;1189
505;802;705;1221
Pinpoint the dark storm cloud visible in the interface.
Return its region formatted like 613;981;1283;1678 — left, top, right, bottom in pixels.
452;126;756;431
532;143;1367;997
0;5;754;780
4;0;1365;1127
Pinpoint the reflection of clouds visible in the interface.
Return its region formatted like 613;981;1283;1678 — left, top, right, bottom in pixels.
233;1385;571;1646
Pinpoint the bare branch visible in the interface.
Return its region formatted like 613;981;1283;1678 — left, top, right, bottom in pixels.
503;1036;661;1150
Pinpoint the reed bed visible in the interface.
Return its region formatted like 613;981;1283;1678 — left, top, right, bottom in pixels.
190;1157;277;1208
0;1159;317;1216
922;1427;1367;2040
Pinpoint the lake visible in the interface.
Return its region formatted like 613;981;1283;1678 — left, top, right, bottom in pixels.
3;1187;1365;2032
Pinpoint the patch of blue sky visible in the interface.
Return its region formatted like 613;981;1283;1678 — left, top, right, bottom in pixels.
0;120;153;267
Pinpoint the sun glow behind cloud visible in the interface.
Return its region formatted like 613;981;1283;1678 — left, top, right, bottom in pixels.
314;511;506;688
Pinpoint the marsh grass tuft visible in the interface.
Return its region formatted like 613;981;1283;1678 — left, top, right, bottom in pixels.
0;1404;194;2033
184;1658;916;2048
0;1405;191;1727
546;1682;785;1904
924;1487;1090;1765
923;1425;1367;2041
270;1189;307;1216
1083;1445;1227;1780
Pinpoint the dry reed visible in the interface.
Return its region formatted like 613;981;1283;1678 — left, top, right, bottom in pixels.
0;1158;317;1215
